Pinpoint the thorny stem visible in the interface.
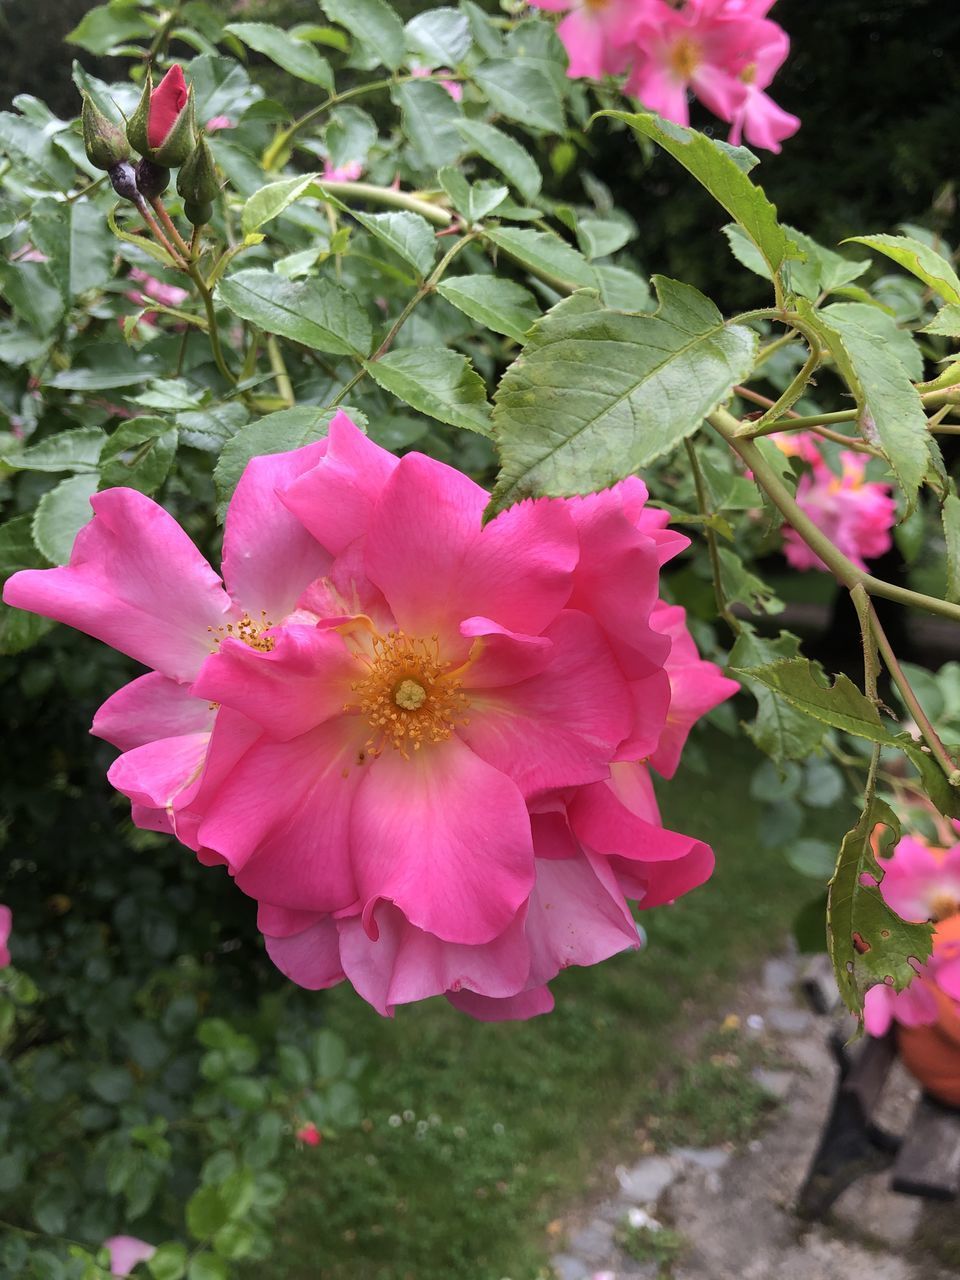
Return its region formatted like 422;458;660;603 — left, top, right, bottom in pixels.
151;195;192;259
684;439;740;636
868;602;960;785
741;332;823;434
134;197;186;267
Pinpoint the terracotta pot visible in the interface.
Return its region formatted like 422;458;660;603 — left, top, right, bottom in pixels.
897;916;960;1109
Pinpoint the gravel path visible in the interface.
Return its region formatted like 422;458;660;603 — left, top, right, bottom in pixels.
548;951;960;1280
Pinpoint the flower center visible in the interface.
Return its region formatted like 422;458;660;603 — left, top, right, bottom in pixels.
669;35;701;81
208;611;275;653
583;0;610;11
351;630;469;757
931;891;959;923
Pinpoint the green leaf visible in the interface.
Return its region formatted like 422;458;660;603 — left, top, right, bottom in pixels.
473;60;563;134
365;349;491;435
944;493;960;604
488;280;757;514
313;1028;347;1078
187;1253;228;1280
66;4;151;54
922;302;960;337
187;1186;230;1240
393;80;464;169
216;269;372;355
731;630;828;766
224;23;333;87
437;274;539;343
3;427;106;474
823;300;923;381
592;264;653;312
326;104;378;169
148;1243;188;1280
349;210;436;277
321;0;405;69
604;110;793;279
404;8;471;66
240;173;320;235
455;119;542;202
806;301;935;508
734;657;901;745
108;204;181;271
177;403;249;452
89;1065;134;1104
214;406;364;518
99;417;178;495
902;740;960;821
828;794;933;1018
0;261;65;336
845;233;960;305
0;516;54;654
786;838;837;879
32;475;97;565
483;226;595;291
437;168;508;224
576;217;633;260
723;222;869;300
30;198;114;301
212;1220;256;1261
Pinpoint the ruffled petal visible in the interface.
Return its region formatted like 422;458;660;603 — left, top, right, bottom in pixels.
459;617;554;689
263;915;346;991
446;985;555;1021
108;732;210;812
351;733;535;945
92;672;215;751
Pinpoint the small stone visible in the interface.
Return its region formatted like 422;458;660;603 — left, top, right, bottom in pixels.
568;1219;616;1264
763;957;796;995
671;1146;731;1171
551;1254;590;1280
751;1067;794;1099
615;1156;676;1204
766;1007;814;1035
745;1013;766;1034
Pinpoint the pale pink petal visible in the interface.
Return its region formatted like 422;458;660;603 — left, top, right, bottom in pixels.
626;61;691;127
351;734;535;945
2;488;235;682
263;915;346;990
734;87;800;153
460;610;631;797
221;440;332;622
195;718;367;912
338;902;530;1016
191;625;360;741
92;672;215;751
104;1236;156;1277
863;984;893;1037
364;455;577;655
280;412;398;558
556;10;608;80
446;985;555;1020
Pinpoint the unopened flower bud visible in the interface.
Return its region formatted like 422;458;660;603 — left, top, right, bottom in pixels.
136;158;171;200
177;136;220;226
108;160;140;204
127;66;197;168
81;94;129;171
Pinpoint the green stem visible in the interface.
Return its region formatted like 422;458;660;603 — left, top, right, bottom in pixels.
868;601;960;784
684;439;740;635
741;332;822;434
742;408;860;437
315;179;452;227
186;262;234;386
150;196;192;259
266;335;295;407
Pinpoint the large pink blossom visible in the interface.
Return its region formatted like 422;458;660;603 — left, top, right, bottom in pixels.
877;835;960;924
863;972;939;1038
776;436;896;573
104;1236;156;1277
0;905;11;968
625;0;799;153
4;414;735;1019
527;0;644;81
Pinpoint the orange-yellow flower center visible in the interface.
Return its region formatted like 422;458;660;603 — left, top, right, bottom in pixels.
208;611;275;652
669;35;701;81
583;0;611;11
351;630;470;757
931;891;960;923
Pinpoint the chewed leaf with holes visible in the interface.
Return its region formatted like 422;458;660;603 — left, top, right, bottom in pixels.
487;279;756;517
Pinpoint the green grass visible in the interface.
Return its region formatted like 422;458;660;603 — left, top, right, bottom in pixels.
259;731;847;1280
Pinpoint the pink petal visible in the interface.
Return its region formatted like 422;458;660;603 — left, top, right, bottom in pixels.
460;610;631;797
338;901;530;1016
937;958;960;1002
171;708;262;855
108;732;209;812
556;10;608;80
459;617;554;689
2;488;235;682
446;985;555;1021
733;87;800;153
0;904;11;968
626;61;691;127
92;672;215;751
351;734;535;945
191;625;360;741
196;718;367;912
221;440;331;623
863;984;893;1037
105;1236;156;1277
258;902;329;937
364;454;577;656
280;412;399;558
263;915;346;990
617;669;672;762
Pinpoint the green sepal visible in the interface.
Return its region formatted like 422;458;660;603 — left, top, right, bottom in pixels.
126;71;197;167
125;70;153;158
81;93;129;171
184;201;214;227
177;136;220;220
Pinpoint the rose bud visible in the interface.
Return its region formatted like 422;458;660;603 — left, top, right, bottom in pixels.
176;135;220;226
126;65;197;172
108;159;141;204
81;94;129;171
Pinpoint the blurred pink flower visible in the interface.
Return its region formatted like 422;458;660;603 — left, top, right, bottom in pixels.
877;835;960;924
296;1122;322;1145
127;267;190;310
322;158;363;183
0;905;11;967
205;114;236;132
410;64;463;102
528;0;642;80
104;1236;156;1277
863;973;938;1038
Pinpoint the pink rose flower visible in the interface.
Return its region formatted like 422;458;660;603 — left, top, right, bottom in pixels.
0;905;11;968
527;0;644;81
876;835;960;924
779;441;896;573
104;1236;156;1277
322;158;363;183
296;1122;322;1145
863;973;938;1038
205;115;236;133
626;0;799;153
410;64;463;102
148;65;189;150
127;267;190;310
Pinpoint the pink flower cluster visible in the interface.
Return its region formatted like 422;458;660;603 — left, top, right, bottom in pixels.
864;834;960;1037
4;414;736;1020
0;905;11;968
774;432;896;574
529;0;799;153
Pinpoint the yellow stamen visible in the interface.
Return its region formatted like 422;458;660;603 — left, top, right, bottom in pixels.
669;34;701;81
351;630;470;757
208;610;276;653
